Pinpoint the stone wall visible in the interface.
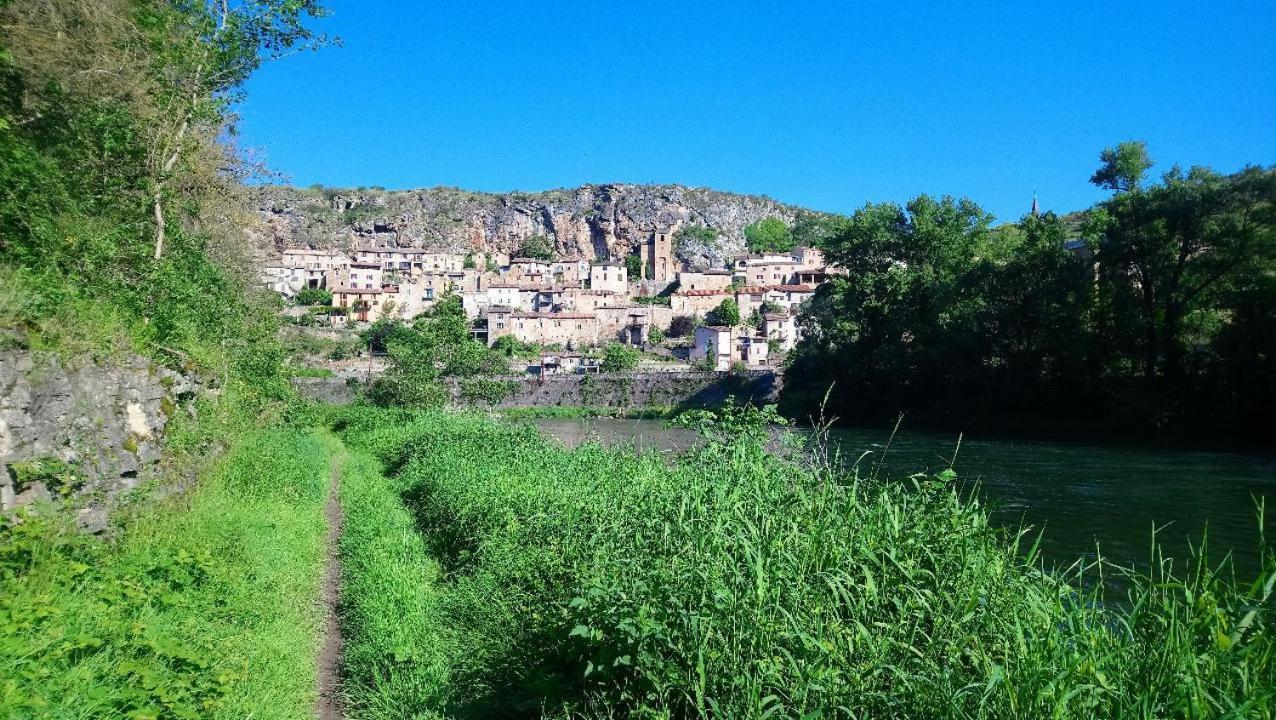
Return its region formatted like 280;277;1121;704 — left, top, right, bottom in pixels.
0;351;192;518
294;370;783;410
455;370;782;410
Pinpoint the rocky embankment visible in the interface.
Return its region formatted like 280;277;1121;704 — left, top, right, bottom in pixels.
0;351;195;527
253;183;822;268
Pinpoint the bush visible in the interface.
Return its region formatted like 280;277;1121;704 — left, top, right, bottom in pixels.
668;315;695;338
294;287;332;306
518;234;554;261
647;326;666;344
706;298;741;326
744;217;795;253
600;342;640;372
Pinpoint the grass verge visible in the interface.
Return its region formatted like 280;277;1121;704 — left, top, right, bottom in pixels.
0;428;334;719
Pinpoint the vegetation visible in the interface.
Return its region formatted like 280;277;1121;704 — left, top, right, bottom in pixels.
366;295;506;408
295;287;333;306
624;253;643;280
518;234;555;261
0;428;335;718
668;315;696;338
332;404;1275;717
673;224;720;260
600;342;640;372
784;142;1276;444
744;217;795;253
705;297;741;327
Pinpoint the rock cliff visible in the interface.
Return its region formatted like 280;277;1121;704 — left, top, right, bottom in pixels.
253;183;825;269
0;351;194;527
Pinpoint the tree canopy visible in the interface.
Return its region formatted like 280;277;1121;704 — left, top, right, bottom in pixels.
744;217;795;253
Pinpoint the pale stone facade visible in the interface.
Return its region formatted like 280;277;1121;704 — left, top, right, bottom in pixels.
590;262;628;294
677;269;734;292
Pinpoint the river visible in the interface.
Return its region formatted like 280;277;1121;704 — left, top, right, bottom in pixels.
532;417;1276;585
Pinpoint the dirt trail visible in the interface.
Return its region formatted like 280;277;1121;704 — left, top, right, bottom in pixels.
317;448;346;720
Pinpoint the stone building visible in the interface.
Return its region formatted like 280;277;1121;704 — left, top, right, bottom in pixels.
641;226;677;283
677;269;734;292
590;261;627;294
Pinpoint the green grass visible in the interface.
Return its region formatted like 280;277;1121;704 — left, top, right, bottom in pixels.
338;449;452;719
333;404;1276;718
0;428;335;719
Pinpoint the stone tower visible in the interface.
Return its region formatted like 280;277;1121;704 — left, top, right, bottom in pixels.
644;226;676;283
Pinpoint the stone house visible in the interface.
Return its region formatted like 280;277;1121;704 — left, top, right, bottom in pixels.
333;287;385;322
691;326;734;370
589;261;628;294
735;255;799;286
671;289;729;316
327;262;383;291
764;284;816;313
791;246;826;270
761;313;799;351
677;269;734;292
550;258;591;284
283;248;347;272
493;311;600;347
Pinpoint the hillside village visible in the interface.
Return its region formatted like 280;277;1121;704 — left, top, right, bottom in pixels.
262;223;835;373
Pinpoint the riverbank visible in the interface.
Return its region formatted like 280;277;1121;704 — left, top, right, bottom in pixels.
330;404;1276;717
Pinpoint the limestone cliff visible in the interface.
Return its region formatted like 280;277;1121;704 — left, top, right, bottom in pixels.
253;183;826;269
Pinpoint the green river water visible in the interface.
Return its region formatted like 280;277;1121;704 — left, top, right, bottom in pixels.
533;418;1276;586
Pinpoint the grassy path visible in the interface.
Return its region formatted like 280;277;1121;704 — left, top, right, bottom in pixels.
317;439;348;720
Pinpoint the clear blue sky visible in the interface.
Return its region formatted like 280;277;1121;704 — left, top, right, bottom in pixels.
238;1;1276;222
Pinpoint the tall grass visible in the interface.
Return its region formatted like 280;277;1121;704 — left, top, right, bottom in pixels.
0;429;334;719
335;405;1275;718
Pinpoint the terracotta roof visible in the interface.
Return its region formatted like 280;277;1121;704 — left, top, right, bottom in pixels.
771;284;815;292
676;290;727;297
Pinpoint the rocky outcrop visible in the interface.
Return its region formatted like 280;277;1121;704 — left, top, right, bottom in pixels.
253;183;825;269
0;351;194;523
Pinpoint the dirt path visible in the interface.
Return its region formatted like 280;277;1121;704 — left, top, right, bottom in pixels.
317;448;346;720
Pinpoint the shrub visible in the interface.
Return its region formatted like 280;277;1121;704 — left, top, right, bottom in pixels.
294;287;332;306
668;315;695;338
706;298;740;327
600;342;640;372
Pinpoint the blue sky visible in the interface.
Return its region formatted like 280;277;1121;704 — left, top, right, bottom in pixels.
238;1;1276;222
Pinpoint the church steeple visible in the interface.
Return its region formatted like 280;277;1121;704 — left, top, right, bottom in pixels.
1030;191;1040;218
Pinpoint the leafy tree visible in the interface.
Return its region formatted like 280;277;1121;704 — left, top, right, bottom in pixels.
600;342;640;372
706;298;740;327
668;315;695;338
295;287;332;306
625;254;643;280
369;294;506;408
744;217;795;253
1090;148;1276;393
519;234;554;261
463;253;476;269
759;301;786;315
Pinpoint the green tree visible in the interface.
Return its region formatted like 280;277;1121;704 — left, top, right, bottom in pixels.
600;342;640;372
463;253;477;269
744;217;795;253
1090;146;1276;391
706;298;741;327
519;234;554;261
625;254;643;280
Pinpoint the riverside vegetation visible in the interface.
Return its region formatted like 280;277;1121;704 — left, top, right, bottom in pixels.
332;403;1274;718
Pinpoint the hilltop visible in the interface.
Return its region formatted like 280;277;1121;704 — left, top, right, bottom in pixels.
253;183;833;267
